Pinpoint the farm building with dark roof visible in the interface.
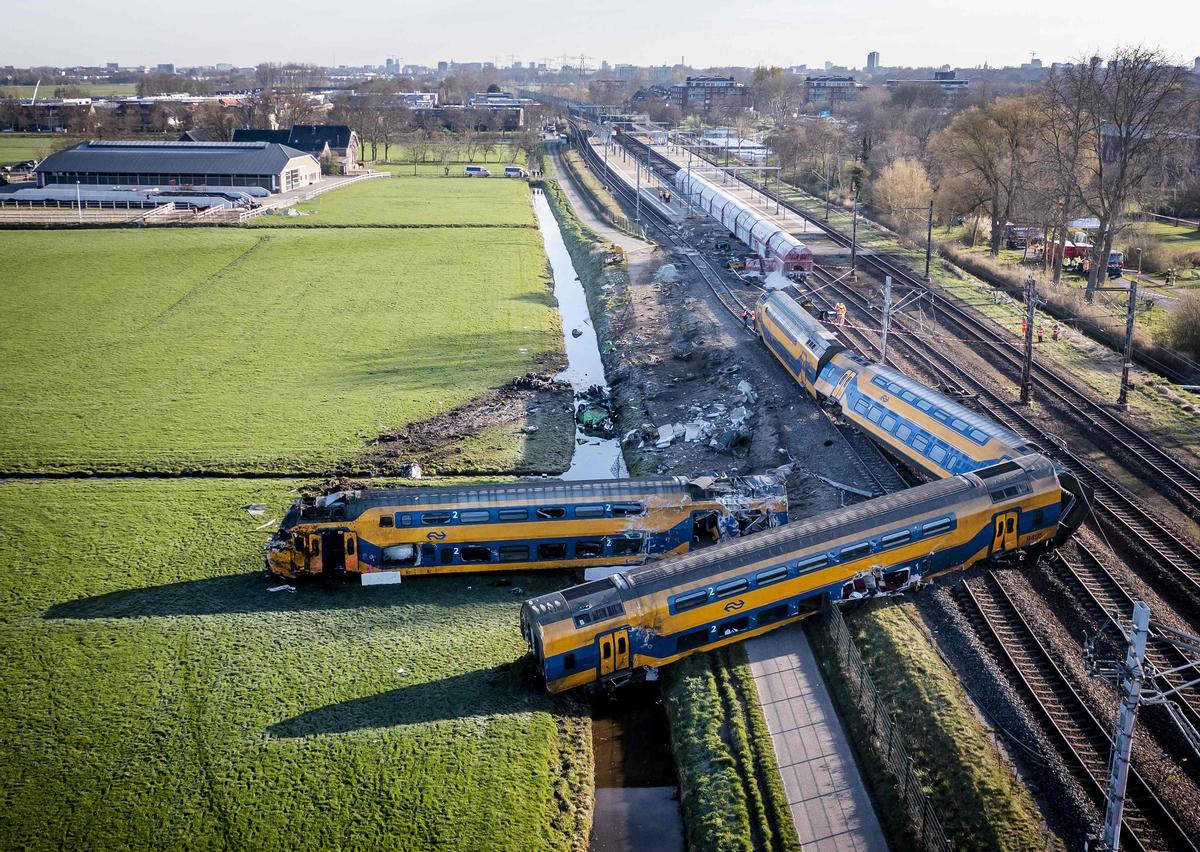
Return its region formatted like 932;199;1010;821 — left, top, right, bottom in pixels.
232;124;360;172
35;140;321;193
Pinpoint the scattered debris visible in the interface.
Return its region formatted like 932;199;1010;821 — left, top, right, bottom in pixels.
730;406;750;425
509;586;524;595
267;584;296;593
246;504;267;516
404;462;423;479
396;667;405;675
814;473;875;499
571;328;584;338
653;263;681;283
521;425;540;434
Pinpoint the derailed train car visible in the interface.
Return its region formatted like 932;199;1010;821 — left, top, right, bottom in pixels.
523;455;1091;692
755;290;1039;478
674;168;813;278
266;475;787;582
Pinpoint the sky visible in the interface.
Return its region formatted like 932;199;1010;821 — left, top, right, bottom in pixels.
3;0;1197;70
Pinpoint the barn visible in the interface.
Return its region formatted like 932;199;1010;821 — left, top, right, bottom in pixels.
35;140;321;193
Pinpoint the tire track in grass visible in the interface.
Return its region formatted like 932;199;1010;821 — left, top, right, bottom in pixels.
139;235;271;332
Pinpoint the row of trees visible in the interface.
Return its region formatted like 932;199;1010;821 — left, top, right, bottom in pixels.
762;47;1198;301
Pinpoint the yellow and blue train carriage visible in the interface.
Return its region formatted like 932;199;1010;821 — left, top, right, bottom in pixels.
522;454;1091;693
755;291;1035;478
266;475;787;581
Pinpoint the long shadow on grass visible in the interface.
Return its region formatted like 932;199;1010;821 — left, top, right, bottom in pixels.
42;572;514;620
268;657;547;737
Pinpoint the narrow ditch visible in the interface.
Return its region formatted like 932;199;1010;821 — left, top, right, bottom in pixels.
532;188;682;850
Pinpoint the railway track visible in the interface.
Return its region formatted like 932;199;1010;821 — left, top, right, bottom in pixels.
807;266;1200;618
953;572;1195;852
621;131;1200;522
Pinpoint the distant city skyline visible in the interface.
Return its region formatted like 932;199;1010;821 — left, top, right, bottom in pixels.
2;0;1196;71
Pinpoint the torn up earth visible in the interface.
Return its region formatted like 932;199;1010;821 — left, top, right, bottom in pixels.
356;372;576;475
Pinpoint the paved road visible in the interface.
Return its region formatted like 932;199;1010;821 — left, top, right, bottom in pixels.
747;624;889;852
547;145;650;253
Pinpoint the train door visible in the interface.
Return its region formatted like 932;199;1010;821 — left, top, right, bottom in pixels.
320;530;346;575
991;511;1019;555
597;628;632;677
307;533;323;574
691;510;721;548
831;370;856;402
343;532;358;573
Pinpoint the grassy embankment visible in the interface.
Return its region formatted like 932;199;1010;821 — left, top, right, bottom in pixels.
0;178;570;475
0;479;592;851
662;649;801;852
812;602;1051;852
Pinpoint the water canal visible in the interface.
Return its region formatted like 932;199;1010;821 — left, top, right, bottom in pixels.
532;190;683;852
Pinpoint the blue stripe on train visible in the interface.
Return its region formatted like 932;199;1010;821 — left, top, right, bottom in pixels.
355;515;698;569
544;509;1058;681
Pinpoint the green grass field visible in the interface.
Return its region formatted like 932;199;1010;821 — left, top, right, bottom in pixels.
254;172;535;227
0;133;80;165
0;83;137;98
0;478;591;851
0;226;562;473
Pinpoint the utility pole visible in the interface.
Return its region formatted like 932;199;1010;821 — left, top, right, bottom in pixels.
925;199;934;281
602;129;610;187
1020;275;1036;404
850;198;859;272
634;154;641;227
1103;602;1149;852
825;163;832;221
1118;280;1137;410
880;276;892;365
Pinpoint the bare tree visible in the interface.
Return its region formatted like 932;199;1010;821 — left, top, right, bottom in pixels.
1053;48;1195;300
407;130;431;175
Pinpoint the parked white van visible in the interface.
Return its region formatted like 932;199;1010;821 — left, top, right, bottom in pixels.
465;166;490;177
504;166;529;178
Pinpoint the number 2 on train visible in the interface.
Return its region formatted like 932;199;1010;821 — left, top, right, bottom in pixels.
991;511;1018;553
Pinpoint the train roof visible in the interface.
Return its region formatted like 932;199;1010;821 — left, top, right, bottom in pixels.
620;453;1054;595
759;291;840;348
857;357;1029;446
315;476;691;513
674;168;810;257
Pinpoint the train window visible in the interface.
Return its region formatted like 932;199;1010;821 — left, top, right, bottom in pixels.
922;517;954;536
612;537;644;556
674;589;710;612
537;506;567;520
929;445;948;464
880;530;912;548
346;538;355;555
970;429;990;444
421;511;453;525
896;424;912;441
901;390;918;404
841;542;871;561
881;415;898;432
563;653;577;672
398;513;413;527
537;542;568;559
676;629;710;653
611;502;645;517
459;509;491;524
916;399;933;412
867;407;883;424
932;409;949;423
853;398;870;415
755;565;789;586
714;578;750;597
575;541;604;558
574;505;606;519
499;545;530;562
990;484;1030;503
311;539;320;556
460;546;491;563
757;603;791;627
952;417;969;433
575;613;591;628
976;461;1020;478
717;616;750;637
796;554;828;572
912;434;929;452
887;382;903;394
440;547;454;563
379;514;394;528
498;508;529;522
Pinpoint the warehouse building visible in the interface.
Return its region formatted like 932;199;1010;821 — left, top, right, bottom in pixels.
35;140;321;193
232;125;360;173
